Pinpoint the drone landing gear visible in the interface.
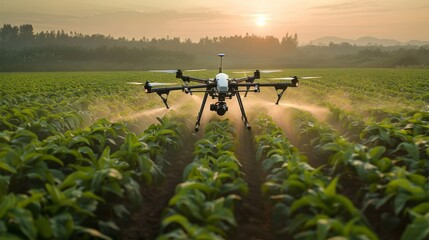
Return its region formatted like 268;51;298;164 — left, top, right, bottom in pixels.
275;87;287;105
194;91;209;132
236;92;251;130
157;91;170;109
193;91;251;132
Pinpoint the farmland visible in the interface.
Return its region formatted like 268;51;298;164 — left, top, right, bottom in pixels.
1;68;428;240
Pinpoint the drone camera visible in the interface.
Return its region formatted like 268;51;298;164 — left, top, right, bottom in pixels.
210;101;228;116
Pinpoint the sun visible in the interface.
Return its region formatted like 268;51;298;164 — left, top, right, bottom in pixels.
255;15;267;27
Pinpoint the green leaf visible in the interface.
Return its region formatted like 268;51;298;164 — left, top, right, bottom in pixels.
177;181;212;195
74;226;112;240
412;203;429;215
9;208;37;240
316;218;331;240
50;213;74;239
397;142;420;160
394;193;409;215
35;216;52;238
369;146;386;160
0;162;16;174
161;214;192;232
401;214;429;240
325;176;338;196
0;194;17;218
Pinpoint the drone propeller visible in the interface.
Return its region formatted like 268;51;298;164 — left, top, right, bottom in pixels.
233;69;282;74
268;76;321;80
127;82;145;85
147;82;176;86
260;70;283;73
127;82;175;86
148;70;177;73
148;69;206;73
185;69;207;72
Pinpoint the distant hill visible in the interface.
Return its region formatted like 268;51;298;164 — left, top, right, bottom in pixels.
307;36;429;46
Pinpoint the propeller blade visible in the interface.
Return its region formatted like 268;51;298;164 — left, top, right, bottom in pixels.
148;70;177;73
268;76;322;80
148;82;176;86
185;69;207;72
233;71;252;74
260;70;282;73
127;82;145;85
268;77;294;80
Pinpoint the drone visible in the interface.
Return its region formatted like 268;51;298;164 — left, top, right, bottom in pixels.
129;53;319;132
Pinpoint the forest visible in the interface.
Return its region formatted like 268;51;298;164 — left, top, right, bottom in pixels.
1;24;428;71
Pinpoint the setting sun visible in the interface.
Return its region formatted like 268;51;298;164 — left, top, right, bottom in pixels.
255;15;267;27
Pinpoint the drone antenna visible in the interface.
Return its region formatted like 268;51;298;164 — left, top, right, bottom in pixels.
217;53;225;73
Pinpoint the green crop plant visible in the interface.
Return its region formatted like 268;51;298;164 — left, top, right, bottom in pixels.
255;114;377;239
159;120;247;239
0;115;182;239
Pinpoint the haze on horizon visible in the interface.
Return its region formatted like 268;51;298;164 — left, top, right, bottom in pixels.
1;0;428;43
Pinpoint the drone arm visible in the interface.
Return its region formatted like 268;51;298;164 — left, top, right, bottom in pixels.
231;82;296;104
145;81;215;109
145;82;214;94
176;70;209;84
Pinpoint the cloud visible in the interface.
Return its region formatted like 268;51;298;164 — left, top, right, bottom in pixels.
308;0;383;16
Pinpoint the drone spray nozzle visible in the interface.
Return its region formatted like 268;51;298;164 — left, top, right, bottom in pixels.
210;101;228;116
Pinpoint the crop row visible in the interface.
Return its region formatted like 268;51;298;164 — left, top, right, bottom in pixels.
0;72;171;136
293;109;429;239
282;68;429;112
158;120;248;239
0;116;181;239
253;114;377;239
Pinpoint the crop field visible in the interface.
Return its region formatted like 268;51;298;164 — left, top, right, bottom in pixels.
1;68;428;240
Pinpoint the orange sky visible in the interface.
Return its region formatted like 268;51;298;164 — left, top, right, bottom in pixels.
1;0;428;43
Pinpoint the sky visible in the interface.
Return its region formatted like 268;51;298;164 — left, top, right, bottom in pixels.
1;0;429;43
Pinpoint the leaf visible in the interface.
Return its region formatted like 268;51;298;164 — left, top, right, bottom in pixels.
325;176;338;196
35;216;52;238
369;146;386;160
0;162;16;174
9;208;37;240
177;181;212;195
50;212;74;239
316;218;331;240
394;193;409;215
74;226;113;240
60;171;91;189
0;194;17;218
161;214;192;232
396;142;420;160
401;214;429;240
412;203;429;215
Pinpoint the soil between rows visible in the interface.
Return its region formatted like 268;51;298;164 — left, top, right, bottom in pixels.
231;129;273;240
121;131;198;239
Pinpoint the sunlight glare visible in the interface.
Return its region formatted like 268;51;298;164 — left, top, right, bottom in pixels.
255;15;267;27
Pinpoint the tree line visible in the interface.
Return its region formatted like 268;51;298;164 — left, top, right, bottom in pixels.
0;23;428;71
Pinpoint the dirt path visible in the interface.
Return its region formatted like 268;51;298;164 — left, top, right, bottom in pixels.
231;130;273;240
120;131;198;239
